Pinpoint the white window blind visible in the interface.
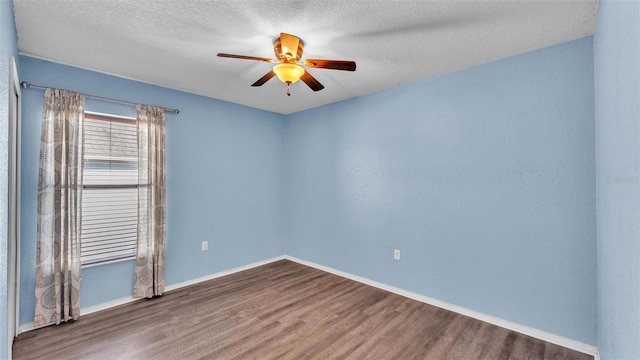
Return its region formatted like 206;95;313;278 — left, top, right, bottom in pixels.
81;112;138;265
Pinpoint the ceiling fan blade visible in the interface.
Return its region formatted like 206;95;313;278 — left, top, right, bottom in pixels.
279;33;302;59
300;71;324;92
217;53;274;63
251;70;276;87
304;59;356;71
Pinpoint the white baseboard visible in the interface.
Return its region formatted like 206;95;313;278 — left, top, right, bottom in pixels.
18;322;47;334
284;255;598;358
164;255;286;292
18;255;286;334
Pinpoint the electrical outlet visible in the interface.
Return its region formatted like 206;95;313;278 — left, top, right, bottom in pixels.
394;249;400;260
202;241;208;251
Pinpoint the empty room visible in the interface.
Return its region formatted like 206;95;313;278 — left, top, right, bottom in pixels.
1;0;639;359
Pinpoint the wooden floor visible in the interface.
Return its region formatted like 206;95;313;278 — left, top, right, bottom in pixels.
13;260;592;360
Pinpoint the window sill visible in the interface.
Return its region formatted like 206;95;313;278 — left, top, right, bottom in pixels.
81;255;136;269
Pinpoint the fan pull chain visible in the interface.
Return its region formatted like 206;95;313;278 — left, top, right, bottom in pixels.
286;82;291;96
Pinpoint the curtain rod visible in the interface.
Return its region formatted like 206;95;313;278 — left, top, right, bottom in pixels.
20;82;180;114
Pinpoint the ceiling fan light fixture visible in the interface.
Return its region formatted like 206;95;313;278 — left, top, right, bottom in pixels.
273;63;305;84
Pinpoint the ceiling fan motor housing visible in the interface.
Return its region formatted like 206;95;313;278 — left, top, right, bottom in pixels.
274;36;304;63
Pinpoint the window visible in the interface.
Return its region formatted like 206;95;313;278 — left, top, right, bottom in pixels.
81;112;138;266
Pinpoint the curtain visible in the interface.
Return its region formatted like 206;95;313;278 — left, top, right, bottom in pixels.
133;105;166;298
34;89;85;327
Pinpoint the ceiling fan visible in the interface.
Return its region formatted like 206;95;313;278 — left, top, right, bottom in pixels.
218;33;356;96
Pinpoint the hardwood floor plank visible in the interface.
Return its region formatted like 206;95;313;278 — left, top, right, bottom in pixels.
13;260;593;360
445;314;483;359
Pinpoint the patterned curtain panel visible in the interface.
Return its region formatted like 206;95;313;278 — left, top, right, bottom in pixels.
133;105;166;298
34;89;85;327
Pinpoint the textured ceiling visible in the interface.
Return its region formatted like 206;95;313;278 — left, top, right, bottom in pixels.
13;0;598;115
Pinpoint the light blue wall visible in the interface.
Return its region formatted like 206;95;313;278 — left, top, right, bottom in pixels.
0;0;19;357
286;37;597;345
19;56;286;325
594;0;640;359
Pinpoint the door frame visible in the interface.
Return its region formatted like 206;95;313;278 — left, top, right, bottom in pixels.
7;55;21;358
